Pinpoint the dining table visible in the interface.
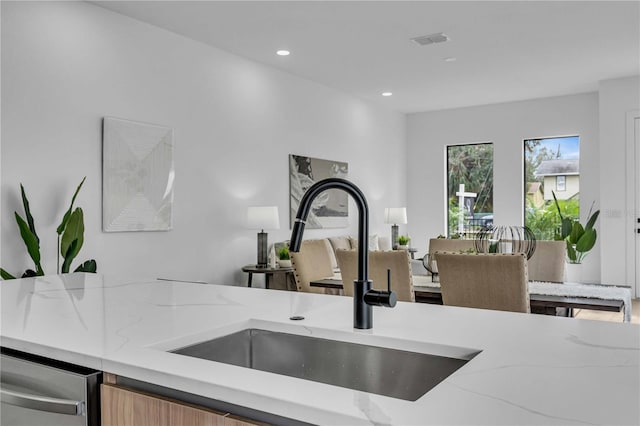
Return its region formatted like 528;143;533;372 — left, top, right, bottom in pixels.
310;274;633;322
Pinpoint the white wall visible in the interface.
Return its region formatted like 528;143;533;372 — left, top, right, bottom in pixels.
598;76;640;289
0;1;406;284
406;93;601;281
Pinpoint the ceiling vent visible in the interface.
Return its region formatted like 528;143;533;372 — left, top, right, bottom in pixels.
411;33;449;46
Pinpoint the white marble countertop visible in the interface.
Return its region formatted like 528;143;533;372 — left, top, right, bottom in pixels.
1;273;638;425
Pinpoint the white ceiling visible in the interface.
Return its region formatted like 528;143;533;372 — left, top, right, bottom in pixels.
93;1;640;114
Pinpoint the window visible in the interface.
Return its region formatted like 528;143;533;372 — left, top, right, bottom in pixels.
524;136;580;240
446;143;493;237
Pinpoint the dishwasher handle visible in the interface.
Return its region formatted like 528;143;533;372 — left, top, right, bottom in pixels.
1;387;85;416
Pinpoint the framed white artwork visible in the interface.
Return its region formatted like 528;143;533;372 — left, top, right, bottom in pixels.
102;117;174;232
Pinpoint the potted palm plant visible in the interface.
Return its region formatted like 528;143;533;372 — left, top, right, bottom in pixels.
552;191;600;265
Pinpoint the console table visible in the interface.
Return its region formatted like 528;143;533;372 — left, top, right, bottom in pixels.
408;248;418;259
241;265;295;290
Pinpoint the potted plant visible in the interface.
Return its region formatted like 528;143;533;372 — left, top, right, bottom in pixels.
397;235;411;250
278;247;291;268
1;177;97;280
552;191;600;264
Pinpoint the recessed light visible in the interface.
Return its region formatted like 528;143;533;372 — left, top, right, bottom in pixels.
381;92;393;97
276;50;290;56
444;57;457;62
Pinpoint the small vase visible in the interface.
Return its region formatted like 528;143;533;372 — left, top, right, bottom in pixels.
397;245;408;250
564;262;583;283
278;259;292;268
268;246;277;268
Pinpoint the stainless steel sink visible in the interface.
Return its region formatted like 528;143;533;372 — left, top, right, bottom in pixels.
171;328;479;401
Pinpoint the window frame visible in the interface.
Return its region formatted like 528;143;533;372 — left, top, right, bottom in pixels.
445;142;494;237
523;135;580;240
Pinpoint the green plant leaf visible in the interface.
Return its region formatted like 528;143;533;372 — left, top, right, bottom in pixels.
398;235;411;245
561;217;573;240
57;177;86;235
60;208;84;273
566;240;577;262
552;191;564;220
0;268;16;280
576;228;597;253
569;221;584;244
74;259;97;273
278;247;290;260
61;239;79;273
20;184;39;243
584;210;600;231
15;212;43;275
61;208;84;257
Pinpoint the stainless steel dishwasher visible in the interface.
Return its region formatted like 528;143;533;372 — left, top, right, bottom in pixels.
1;348;101;426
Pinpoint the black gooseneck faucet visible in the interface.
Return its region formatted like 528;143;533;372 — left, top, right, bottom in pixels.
289;178;397;329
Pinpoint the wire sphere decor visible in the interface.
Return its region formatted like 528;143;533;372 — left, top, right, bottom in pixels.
474;225;537;260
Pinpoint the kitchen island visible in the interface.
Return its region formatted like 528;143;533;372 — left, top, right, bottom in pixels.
1;273;638;425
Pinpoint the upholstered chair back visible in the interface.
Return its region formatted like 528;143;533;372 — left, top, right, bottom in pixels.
290;239;335;294
428;238;476;255
424;238;476;275
336;249;415;302
435;252;530;313
527;240;566;283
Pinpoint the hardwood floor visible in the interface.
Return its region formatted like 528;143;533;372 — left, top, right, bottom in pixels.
573;298;639;324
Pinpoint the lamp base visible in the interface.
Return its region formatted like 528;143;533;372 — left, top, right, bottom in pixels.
391;224;399;250
257;231;268;268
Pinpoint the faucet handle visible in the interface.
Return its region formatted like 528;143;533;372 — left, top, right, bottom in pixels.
363;269;397;308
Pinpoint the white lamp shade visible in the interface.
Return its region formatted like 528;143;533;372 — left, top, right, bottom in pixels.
247;206;280;230
384;207;407;225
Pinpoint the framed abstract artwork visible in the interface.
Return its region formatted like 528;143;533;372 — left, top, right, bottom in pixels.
289;154;349;229
102;117;174;232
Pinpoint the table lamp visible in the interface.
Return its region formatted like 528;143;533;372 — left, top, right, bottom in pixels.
247;206;280;268
385;207;407;250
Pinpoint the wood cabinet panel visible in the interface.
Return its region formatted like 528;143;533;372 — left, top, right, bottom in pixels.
101;384;263;426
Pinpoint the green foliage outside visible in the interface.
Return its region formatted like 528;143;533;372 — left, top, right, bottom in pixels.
526;189;599;264
447;198;463;237
524;139;562;185
525;197;579;241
